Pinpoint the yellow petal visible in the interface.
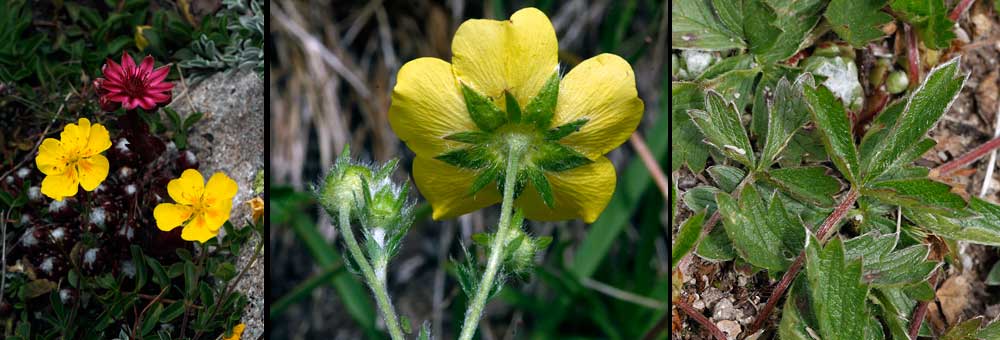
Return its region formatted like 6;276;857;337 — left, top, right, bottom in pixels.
41;167;79;201
223;324;245;340
83;122;112;157
452;7;558;106
516;157;616;223
389;57;477;157
77;155;109;191
203;203;232;232
153;203;193;231
60;118;91;153
181;215;218;243
552;54;644;159
413;156;501;220
203;172;238;208
36;138;69;176
168;169;205;205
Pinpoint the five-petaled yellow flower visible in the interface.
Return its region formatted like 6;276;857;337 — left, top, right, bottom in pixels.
223;323;245;340
389;8;643;222
35;118;112;201
153;169;238;243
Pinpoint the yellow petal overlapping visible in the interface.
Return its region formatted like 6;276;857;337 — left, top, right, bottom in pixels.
153;169;238;243
389;8;643;222
35;118;112;201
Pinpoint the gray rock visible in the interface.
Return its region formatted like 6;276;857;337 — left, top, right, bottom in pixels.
169;69;264;339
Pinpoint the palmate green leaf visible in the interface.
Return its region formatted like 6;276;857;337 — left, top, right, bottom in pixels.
716;185;805;272
977;318;1000;339
865;177;966;214
672;0;746;51
672;211;707;270
844;232;939;287
752;64;803;142
803;82;861;184
742;0;825;64
759;75;814;170
711;0;744;38
763;166;842;207
671;82;710;172
862;58;967;183
825;0;894;47
688;91;756;168
890;0;956;50
805;236;871;340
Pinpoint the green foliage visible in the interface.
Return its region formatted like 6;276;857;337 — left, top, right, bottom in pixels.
825;0;894;47
890;0;956;49
805;236;871;340
671;0;746;51
671;210;706;270
176;0;264;84
718;185;805;272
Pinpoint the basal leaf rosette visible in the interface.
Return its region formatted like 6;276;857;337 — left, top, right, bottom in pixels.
389;8;643;222
153;169;238;243
35;118;112;201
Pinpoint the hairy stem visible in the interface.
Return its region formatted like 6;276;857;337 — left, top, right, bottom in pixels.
337;204;405;340
948;0;974;21
458;144;522;340
748;187;860;334
933;135;1000;176
908;271;940;339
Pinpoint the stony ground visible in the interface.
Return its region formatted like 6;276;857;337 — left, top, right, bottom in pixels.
673;3;1000;339
169;69;265;338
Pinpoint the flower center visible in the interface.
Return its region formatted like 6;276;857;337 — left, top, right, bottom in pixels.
123;71;147;98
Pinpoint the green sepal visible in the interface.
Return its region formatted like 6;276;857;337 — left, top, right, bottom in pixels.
435;145;492;169
523;72;560;129
461;82;507;131
497;167;530;200
546;118;589;141
505;90;522;123
526;167;555;208
468;166;499;196
532;142;593;172
444;131;492;144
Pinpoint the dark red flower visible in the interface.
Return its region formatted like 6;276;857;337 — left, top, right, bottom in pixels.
96;52;173;110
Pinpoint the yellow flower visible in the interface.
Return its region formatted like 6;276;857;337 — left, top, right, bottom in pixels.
222;323;245;340
153;169;238;243
35;118;112;201
389;8;643;223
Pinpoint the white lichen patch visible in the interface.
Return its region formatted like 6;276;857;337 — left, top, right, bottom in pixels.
16;167;30;178
20;227;38;247
84;248;99;265
48;199;67;212
40;257;54;273
51;227;66;241
28;186;41;200
90;207;107;226
115;138;131;153
125;184;137;195
60;289;72;303
122;260;136;278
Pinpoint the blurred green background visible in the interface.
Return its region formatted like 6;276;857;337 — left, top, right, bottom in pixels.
268;0;668;338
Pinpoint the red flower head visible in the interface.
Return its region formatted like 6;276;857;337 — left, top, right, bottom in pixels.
96;52;173;111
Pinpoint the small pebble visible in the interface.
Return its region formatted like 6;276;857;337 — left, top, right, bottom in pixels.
716;320;742;340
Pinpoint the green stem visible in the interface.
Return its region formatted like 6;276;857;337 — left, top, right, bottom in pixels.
337;203;405;340
458;144;522;340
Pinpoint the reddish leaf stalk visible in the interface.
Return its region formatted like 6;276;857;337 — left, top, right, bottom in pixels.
905;23;920;87
747;187;860;334
630;133;668;201
934;135;1000;176
948;0;974;21
908;271;940;339
676;299;727;340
